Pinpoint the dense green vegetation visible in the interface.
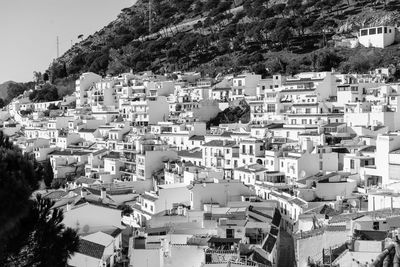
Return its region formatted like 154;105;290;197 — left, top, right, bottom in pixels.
0;74;76;108
207;100;250;128
0;131;78;265
48;0;400;81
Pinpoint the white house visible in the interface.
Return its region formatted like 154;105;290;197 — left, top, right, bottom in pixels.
358;26;396;48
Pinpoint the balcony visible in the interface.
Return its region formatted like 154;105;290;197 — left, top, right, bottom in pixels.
252;109;265;114
119;167;135;174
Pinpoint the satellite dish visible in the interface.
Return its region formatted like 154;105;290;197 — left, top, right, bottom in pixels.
349;199;357;208
300;170;306;179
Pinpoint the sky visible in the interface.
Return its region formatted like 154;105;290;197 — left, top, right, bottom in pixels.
0;0;135;84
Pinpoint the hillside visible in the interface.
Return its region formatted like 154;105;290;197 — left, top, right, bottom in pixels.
0;81;37;108
0;81;16;100
47;0;400;81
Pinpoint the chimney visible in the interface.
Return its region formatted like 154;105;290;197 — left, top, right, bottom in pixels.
100;187;106;200
81;188;87;198
66;202;72;211
302;138;313;153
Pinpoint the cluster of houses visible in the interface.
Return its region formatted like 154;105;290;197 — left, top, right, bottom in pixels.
3;68;400;267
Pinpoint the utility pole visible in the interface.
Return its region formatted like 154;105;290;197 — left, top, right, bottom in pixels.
56;36;60;58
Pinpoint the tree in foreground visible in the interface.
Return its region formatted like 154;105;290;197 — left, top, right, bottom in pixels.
5;195;79;267
0;131;79;266
0;131;39;257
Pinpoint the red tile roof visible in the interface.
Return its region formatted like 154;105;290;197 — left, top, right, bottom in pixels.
78;239;105;259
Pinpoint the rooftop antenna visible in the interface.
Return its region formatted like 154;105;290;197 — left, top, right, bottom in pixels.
56;36;60;58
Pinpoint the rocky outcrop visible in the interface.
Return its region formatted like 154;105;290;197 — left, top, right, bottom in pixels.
338;9;400;33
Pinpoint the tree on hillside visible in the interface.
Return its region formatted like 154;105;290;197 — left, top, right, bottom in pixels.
43;72;49;82
33;71;43;85
271;18;293;49
42;159;54;188
48;61;68;83
6;83;28;102
29;83;59;102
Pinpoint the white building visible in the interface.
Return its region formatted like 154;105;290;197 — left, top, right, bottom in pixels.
75;72;102;108
358;26;396;48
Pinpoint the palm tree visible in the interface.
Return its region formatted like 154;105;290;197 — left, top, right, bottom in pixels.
33;71;42;85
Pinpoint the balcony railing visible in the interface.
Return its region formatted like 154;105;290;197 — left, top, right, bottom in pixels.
119;167;135;174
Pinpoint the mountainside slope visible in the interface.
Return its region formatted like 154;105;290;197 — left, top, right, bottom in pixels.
0;81;16;100
48;0;400;80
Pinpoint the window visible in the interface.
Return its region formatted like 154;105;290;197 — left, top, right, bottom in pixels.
350;159;355;169
226;229;234;238
389;29;392;33
373;221;379;230
242;145;246;154
361;29;368;36
369;28;376;35
378;27;383;34
301;119;307;124
267;104;276;113
384;27;387;33
150;205;153;212
305;108;311;114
